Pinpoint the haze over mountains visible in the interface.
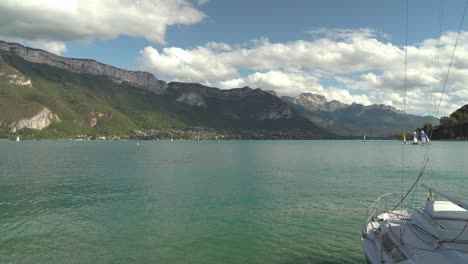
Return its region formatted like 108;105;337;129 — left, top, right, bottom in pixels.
0;41;438;139
283;93;439;137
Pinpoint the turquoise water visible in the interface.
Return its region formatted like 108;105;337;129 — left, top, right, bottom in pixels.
1;140;467;263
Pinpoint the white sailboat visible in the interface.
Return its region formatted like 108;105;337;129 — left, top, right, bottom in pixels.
363;135;367;142
421;130;431;145
15;136;20;142
403;133;407;144
361;2;468;263
421;130;427;144
411;130;418;145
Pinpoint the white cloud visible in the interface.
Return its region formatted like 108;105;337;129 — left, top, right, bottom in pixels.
0;0;206;54
217;70;372;106
138;29;468;116
138;45;238;84
306;27;381;40
219;70;322;94
26;40;67;55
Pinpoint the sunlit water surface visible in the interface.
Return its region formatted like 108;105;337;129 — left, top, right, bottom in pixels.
1;140;467;263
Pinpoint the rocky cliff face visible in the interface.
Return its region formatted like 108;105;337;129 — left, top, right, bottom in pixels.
0;72;32;87
0;41;167;93
283;93;348;112
169;83;273;100
169;83;294;120
254;105;293;120
283;92;401;114
176;92;207;107
1;107;61;130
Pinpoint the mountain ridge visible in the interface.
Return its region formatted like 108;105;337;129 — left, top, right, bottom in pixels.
0;42;331;139
282;92;438;137
0;40;439;139
0;40;167;94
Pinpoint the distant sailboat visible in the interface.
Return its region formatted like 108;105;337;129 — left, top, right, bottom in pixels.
15;136;20;142
412;131;418;145
420;130;431;145
421;130;427;144
363;135;367;142
170;136;174;143
403;133;407;144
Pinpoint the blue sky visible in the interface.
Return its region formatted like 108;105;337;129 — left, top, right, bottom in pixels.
65;0;467;69
1;0;468;116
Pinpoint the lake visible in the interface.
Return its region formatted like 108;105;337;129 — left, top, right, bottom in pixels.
1;140;467;263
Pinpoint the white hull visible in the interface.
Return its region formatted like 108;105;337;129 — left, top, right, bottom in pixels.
362;196;468;263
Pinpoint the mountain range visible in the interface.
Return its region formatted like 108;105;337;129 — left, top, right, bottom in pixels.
0;40;438;139
283;93;439;137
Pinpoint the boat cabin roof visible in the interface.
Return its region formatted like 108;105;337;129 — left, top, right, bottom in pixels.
425;200;468;220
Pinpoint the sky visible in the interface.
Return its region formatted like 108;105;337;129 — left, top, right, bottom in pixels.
1;0;468;117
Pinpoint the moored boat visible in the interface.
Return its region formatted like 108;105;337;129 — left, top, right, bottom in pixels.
361;1;468;262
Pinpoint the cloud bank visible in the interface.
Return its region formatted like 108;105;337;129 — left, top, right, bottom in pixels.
0;0;206;55
138;29;468;116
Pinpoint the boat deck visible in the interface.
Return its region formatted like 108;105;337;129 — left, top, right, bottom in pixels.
362;209;468;263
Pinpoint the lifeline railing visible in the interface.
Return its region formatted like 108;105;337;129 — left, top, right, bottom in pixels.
362;193;396;234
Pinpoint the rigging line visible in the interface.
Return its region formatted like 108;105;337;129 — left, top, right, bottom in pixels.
403;0;409;115
432;0;468;131
401;0;409;214
400;0;409;241
393;157;430;211
430;0;445;116
395;0;468;212
393;0;409;241
393;0;409;240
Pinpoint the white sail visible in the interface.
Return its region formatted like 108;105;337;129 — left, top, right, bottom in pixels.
412;131;418;144
16;136;20;142
421;130;427;144
403;133;406;144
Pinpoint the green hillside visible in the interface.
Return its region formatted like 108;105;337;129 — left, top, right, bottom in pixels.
0;52;328;139
432;104;468;139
